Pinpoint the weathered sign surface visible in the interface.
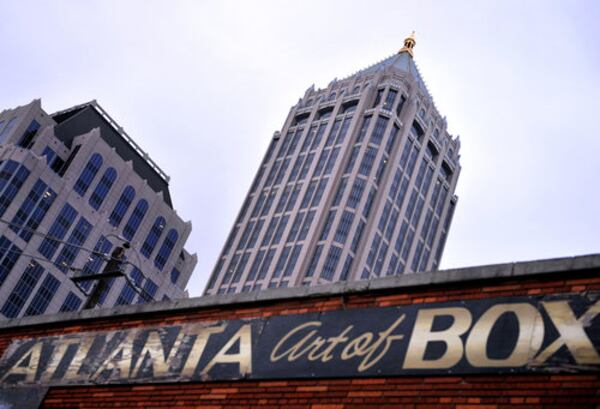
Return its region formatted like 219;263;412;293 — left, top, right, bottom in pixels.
1;293;599;386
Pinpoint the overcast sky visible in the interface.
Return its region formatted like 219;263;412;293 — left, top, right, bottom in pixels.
1;0;599;296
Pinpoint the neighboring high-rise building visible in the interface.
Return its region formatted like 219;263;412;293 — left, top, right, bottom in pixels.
205;34;461;295
0;99;197;319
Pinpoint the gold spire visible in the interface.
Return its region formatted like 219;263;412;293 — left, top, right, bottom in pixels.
399;31;416;57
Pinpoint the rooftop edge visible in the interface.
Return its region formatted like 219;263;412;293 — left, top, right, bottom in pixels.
1;253;599;330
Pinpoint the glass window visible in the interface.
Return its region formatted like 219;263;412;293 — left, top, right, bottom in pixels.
142;279;159;303
25;273;60;316
247;250;265;281
247;219;264;248
358;147;377;176
344;145;360;174
80;236;112;291
340;254;354;280
325;120;341;147
334;210;354;244
395;221;409;254
231;252;251;284
54;217;92;274
324;147;340;175
333;176;348;206
336;117;352;145
383;89;398;110
261;189;277;216
18;120;41;148
273;246;291;278
320;210;336;241
257;248;276;279
347;178;366;209
38;203;78;260
0;162;30;217
0;236;22;288
73;153;103;196
274;158;290;185
59;291;82;312
170;267;181;285
300;180;317;209
311;178;328;207
0;117;18;144
284;244;302;277
155;229;179;270
42;146;57;167
262;217;279;246
116;267;144;305
300;125;316;153
305;244;323;278
1;260;44;318
396;95;407;116
321;245;342;280
298;153;314;180
298;210;315;241
109;186;135;227
363;187;377;218
10;179;56;242
272;215;289;245
237;221;255;250
385;125;399;156
356;116;371;143
286;184;302;212
369;116;388;146
366;233;381;268
89;167;117;210
287;212;304;242
123;199;149;241
310;123;327;150
141;216;166;258
373;88;384;107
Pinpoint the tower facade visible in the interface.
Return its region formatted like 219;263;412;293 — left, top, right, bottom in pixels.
205;36;460;295
0;99;197;319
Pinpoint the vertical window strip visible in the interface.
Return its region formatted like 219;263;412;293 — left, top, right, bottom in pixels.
54;217;92;274
89;167;117;210
155;229;179;270
141;216;166;258
109;186;135;227
25;273;60;316
74;153;103;196
123;199;149;241
1;260;44;318
38;203;78;260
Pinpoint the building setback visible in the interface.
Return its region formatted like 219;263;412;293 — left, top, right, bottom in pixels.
205;34;461;295
0;99;197;319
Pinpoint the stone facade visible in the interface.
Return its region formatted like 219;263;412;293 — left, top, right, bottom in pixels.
0;99;196;319
205;42;461;295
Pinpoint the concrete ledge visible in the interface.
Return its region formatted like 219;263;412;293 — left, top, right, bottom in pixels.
1;253;598;330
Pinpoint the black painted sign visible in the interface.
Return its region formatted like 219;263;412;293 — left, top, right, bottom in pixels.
1;292;599;386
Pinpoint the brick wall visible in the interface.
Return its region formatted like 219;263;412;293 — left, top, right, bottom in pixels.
1;265;600;408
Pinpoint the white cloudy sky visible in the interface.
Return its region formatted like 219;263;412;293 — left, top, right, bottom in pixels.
1;0;599;296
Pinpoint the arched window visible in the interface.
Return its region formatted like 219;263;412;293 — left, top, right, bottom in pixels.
154;229;178;270
122;199;148;241
109;186;135;227
89;167;117;210
141;216;166;258
74;153;102;196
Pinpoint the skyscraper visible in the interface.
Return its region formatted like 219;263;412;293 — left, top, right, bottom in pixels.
0;99;197;319
205;34;460;295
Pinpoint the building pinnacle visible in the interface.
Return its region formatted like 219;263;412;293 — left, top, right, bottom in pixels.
399;31;416;57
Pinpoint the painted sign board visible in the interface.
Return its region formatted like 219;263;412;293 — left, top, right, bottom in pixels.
0;293;599;387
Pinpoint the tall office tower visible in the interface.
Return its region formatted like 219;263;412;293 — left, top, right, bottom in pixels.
0;99;197;319
205;34;460;295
